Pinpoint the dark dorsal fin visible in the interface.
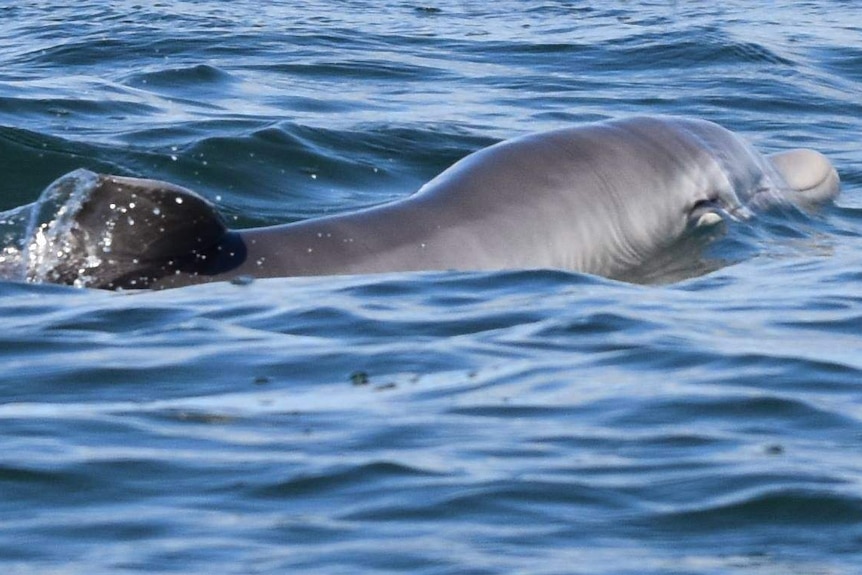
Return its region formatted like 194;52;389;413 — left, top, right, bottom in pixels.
54;175;230;289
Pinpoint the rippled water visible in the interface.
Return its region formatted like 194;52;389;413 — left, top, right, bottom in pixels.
1;1;861;574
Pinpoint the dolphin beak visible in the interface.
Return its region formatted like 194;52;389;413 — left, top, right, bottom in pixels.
767;149;840;209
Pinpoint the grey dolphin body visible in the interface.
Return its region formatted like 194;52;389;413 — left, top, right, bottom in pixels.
36;116;840;289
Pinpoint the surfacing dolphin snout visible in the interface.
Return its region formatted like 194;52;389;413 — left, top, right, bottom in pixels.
17;116;840;290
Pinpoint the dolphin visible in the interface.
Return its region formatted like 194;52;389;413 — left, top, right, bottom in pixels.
17;116;840;290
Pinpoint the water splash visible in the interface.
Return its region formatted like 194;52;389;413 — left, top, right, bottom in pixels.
0;169;102;287
0;203;34;282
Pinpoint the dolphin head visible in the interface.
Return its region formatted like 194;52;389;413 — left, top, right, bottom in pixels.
656;118;840;217
767;148;840;210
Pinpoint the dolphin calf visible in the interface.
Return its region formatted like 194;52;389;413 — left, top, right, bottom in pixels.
14;116;840;289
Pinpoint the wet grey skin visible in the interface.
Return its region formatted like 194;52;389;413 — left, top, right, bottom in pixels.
46;116;840;290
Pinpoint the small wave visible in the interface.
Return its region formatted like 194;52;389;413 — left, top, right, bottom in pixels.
652;487;862;531
124;63;236;90
253;460;441;500
610;28;794;71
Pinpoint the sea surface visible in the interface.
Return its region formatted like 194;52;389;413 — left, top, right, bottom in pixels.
1;1;861;573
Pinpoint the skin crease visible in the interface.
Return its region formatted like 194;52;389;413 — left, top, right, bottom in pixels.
32;116;841;290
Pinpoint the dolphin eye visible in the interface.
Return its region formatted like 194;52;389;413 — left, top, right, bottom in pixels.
690;196;719;214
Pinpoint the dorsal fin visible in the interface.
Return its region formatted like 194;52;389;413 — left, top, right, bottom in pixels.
53;175;230;289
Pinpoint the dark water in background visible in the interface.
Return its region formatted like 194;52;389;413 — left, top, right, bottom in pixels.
1;1;862;573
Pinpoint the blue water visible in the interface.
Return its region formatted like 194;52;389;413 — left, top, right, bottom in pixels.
2;1;862;573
